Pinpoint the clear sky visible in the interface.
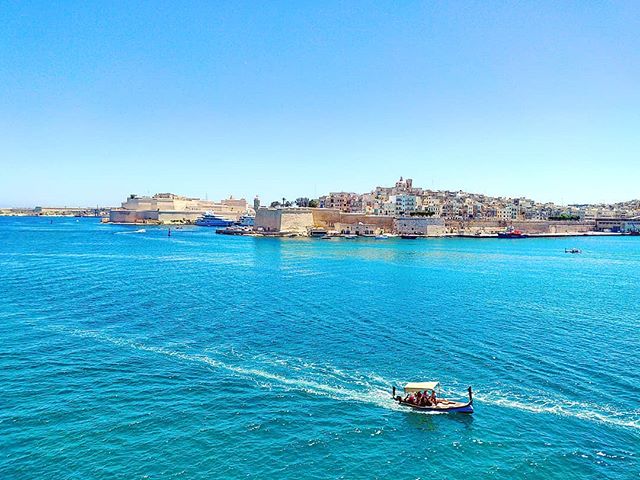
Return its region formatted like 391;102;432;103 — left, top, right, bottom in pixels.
1;1;639;207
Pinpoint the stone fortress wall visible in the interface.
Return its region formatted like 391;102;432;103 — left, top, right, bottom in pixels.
311;209;395;232
447;219;596;235
255;208;314;234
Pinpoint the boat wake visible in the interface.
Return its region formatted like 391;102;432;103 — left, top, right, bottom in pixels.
47;326;640;429
114;229;146;234
48;326;399;411
475;392;640;430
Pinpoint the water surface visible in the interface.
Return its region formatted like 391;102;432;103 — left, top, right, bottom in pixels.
1;217;638;479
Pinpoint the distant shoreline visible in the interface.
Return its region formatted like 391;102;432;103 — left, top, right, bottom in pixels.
2;215;636;239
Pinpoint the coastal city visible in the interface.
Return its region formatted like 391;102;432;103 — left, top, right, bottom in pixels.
4;1;640;478
2;177;639;238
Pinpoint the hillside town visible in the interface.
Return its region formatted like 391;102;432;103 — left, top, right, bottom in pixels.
317;177;640;222
2;177;639;237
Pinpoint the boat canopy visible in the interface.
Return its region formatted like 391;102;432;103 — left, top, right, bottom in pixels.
403;381;439;393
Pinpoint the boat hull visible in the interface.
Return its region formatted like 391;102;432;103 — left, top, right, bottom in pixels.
397;400;473;414
195;219;234;227
497;233;528;238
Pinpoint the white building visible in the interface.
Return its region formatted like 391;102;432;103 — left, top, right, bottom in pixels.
394;194;419;215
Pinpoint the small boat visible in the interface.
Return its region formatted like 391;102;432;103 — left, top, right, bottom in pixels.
565;248;581;254
629;230;640;236
216;226;250;235
497;227;528;238
310;228;329;238
400;234;418;239
342;234;358;239
375;234;389;240
320;234;333;240
392;382;473;414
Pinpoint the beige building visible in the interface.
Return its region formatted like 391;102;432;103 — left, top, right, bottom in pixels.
394;216;446;236
109;193;249;224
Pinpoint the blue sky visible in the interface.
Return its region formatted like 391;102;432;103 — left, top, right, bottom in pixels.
1;1;639;207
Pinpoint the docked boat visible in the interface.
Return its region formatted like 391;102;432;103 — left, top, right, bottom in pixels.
310;228;329;238
238;215;255;227
400;234;418;239
342;234;358;239
320;234;333;240
497;227;528;238
216;226;253;235
392;381;473;414
195;212;234;227
375;234;389;240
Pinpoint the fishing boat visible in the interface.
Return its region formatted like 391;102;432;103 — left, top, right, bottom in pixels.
392;382;473;414
497;227;528;238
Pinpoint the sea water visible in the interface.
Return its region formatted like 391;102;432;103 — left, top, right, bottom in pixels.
0;217;638;479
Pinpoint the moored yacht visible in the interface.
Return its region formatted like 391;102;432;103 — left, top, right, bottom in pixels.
195;212;234;227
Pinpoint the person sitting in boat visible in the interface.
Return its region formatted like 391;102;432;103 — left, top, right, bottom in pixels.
428;390;437;405
415;391;423;405
419;393;430;406
404;392;416;404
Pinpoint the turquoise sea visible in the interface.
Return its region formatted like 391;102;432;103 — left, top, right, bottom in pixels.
1;217;638;479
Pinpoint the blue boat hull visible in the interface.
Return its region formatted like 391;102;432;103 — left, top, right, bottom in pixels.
393;386;474;414
195;219;234;227
399;401;474;414
497;233;528;238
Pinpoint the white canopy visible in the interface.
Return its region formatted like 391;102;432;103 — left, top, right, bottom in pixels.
403;381;439;393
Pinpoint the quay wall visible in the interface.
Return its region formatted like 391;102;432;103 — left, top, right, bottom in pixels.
445;219;596;234
109;209;159;224
109;209;206;224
